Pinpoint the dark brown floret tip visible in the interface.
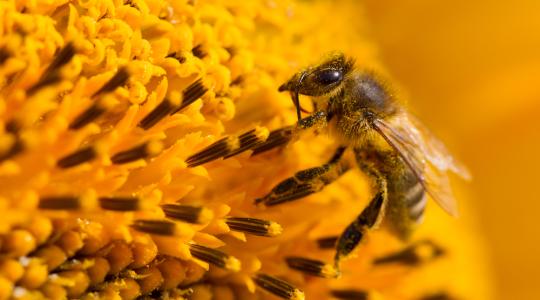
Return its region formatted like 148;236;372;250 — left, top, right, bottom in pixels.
162;204;213;224
188;244;240;271
316;236;338;249
285;256;339;278
253;273;305;300
373;240;444;266
251;126;294;156
185;127;268;167
92;67;130;98
69;103;106;130
191;44;207;59
131;220;177;236
330;289;369;300
57;147;97;168
99;196;141;211
39;196;81;210
225;217;283;237
0;137;24;162
170;79;208;115
138;98;176;130
111;140;163;164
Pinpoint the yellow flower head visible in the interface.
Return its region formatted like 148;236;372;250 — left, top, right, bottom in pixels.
0;0;490;299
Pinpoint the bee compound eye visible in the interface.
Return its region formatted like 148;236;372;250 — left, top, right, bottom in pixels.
317;69;342;85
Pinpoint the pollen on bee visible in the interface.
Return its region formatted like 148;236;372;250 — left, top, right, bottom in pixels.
285;256;339;278
225;217;283;237
188;244;241;271
316;236;338;249
91;67;130;98
170;78;208;115
253;273;305;300
185;127;269;167
111;140;163;164
57;147;97;168
161;204;213;224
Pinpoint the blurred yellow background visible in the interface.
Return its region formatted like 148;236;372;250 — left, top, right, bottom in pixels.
362;1;540;299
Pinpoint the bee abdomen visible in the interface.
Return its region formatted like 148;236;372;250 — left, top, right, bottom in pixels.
405;181;427;223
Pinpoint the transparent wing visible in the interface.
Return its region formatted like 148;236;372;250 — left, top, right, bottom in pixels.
373;113;469;217
407;114;471;180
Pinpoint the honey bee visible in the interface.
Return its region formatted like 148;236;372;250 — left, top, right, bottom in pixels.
254;53;471;267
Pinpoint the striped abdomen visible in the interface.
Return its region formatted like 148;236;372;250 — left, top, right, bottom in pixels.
386;159;427;240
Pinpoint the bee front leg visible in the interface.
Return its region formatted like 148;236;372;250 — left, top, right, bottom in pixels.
334;159;388;267
255;146;350;206
186;111;328;167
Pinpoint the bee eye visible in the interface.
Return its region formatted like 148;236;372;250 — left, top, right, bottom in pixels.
317;69;342;85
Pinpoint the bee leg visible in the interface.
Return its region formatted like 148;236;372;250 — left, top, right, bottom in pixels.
334;162;388;267
252;110;329;156
255;146;350;206
187;111;329;166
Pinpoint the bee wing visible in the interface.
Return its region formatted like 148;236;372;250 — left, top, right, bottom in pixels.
373;113;469;217
407;114;471;180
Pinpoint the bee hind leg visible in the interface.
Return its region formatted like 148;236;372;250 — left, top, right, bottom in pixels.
255;146;350;206
334;162;388;267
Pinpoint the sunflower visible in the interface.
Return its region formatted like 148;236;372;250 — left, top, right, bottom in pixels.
0;0;490;299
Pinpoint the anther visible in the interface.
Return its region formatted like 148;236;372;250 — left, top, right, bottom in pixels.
419;292;454;300
186;127;268;167
27;72;61;96
330;289;369;300
57;147;96;168
373;240;444;266
188;244;241;271
43;42;76;77
169;78;208;115
27;43;77;96
91;67;130;98
316;236;338;249
162;204;213;224
69;103;106;130
131;220;177;236
224;127;269;158
99;196;141;211
253;273;305;300
0;47;10;65
191;44;206;59
285;256;339;278
166;52;186;63
138;98;180;130
111;140;163;164
225;217;283;237
251;126;294;156
39;196;80;210
0;138;24;162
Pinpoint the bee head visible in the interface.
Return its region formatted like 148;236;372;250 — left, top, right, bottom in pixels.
279;53;354;120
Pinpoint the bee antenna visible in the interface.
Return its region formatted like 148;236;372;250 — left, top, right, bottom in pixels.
293;71;308;121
